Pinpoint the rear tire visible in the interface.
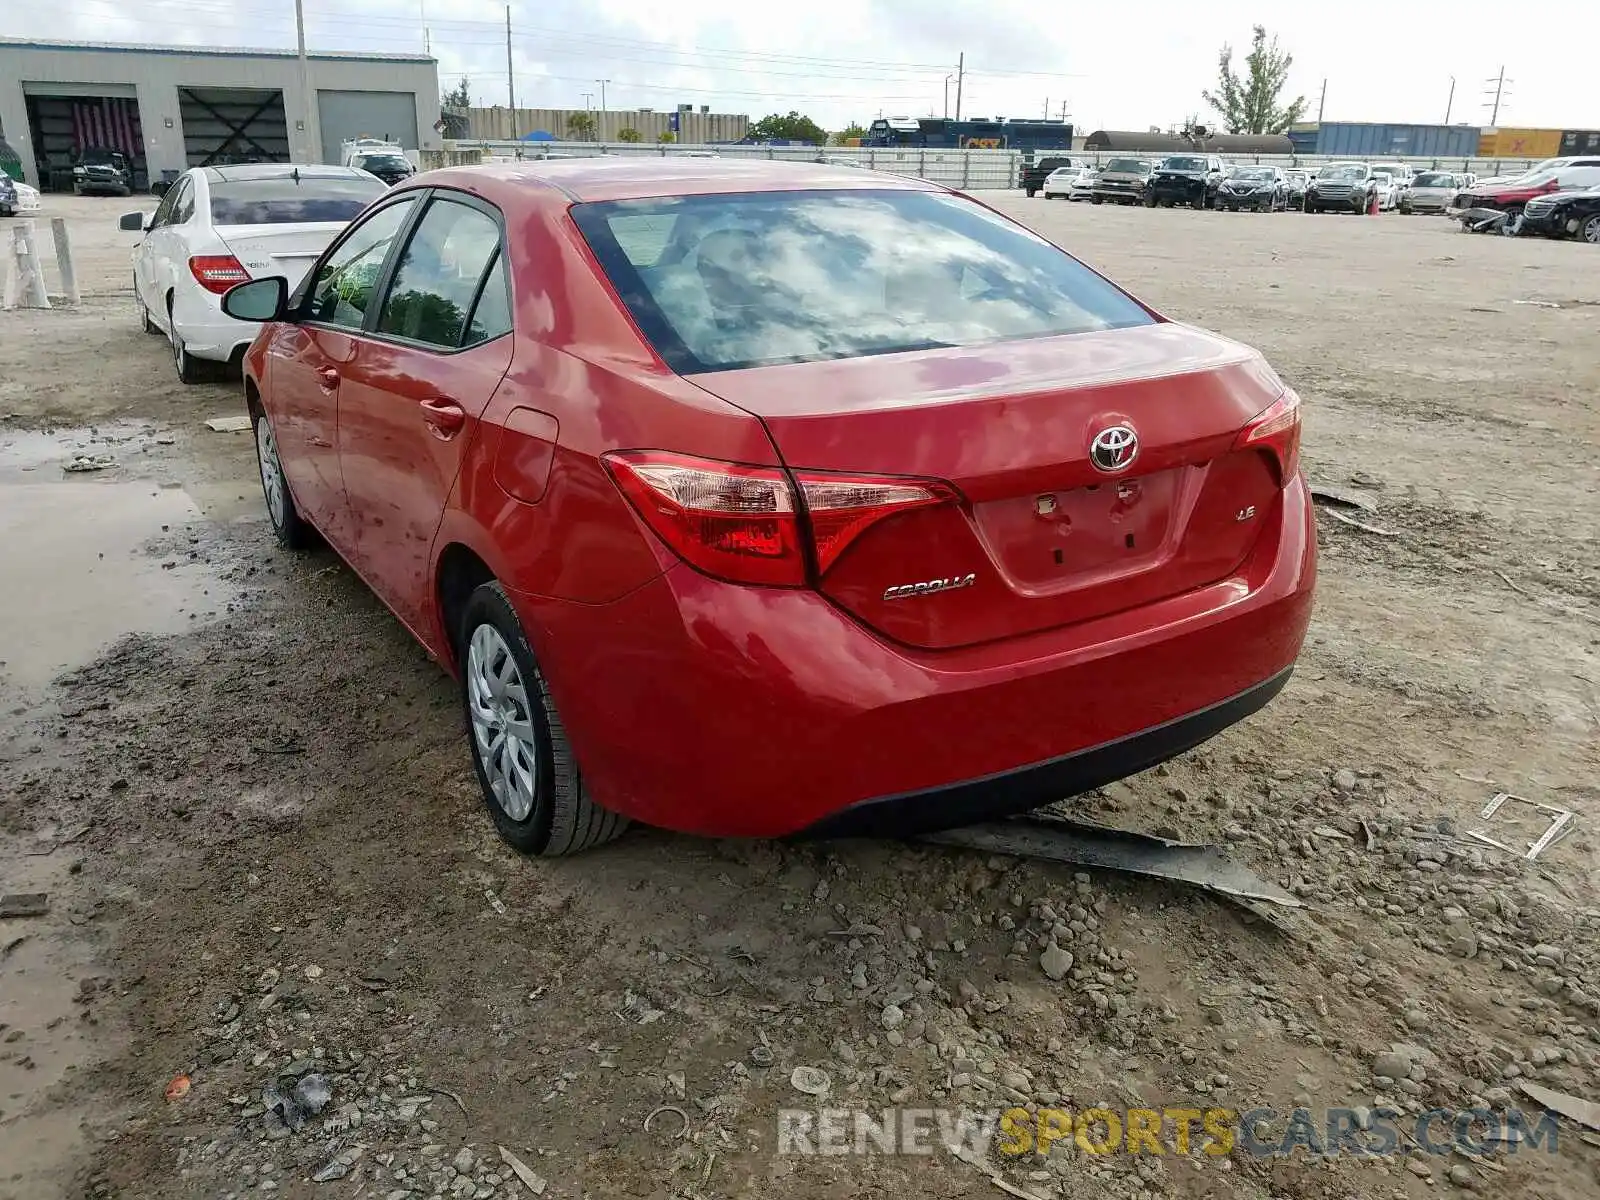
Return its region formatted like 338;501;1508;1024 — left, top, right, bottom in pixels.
253;408;312;551
459;582;629;857
1583;214;1600;244
168;298;215;384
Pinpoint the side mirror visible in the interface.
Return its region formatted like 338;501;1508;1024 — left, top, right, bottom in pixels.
150;179;171;197
221;276;289;323
119;212;148;232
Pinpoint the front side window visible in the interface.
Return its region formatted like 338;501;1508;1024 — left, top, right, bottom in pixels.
305;199;416;329
573;188;1155;375
375;199;503;348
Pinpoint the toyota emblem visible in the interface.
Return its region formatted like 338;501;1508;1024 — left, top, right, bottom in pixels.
1089;425;1138;473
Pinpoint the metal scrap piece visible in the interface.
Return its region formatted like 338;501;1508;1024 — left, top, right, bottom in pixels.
920;817;1304;908
1468;792;1576;861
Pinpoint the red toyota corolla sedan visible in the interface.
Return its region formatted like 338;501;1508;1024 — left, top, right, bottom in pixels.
221;159;1315;855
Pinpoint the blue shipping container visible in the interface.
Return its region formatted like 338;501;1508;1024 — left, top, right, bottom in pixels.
1315;122;1481;160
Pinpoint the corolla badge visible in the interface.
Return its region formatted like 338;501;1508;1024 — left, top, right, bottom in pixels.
1089;425;1139;473
883;574;976;601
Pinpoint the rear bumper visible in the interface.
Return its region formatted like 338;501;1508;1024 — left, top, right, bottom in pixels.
514;475;1316;838
172;291;258;362
803;667;1292;838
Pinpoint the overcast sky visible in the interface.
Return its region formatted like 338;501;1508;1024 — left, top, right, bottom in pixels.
4;0;1594;133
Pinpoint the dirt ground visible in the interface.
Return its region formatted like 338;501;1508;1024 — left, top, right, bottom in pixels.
1;192;1597;1200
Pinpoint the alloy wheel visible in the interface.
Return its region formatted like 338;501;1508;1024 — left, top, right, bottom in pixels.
255;415;287;531
466;624;540;823
1584;215;1600;244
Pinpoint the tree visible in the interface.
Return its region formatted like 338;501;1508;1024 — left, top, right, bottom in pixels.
442;78;471;108
832;122;867;146
748;111;828;146
616;127;642;143
567;112;597;140
657;130;676;143
1201;26;1307;135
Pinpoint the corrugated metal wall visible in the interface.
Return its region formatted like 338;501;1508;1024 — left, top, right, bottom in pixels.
1559;130;1600;155
452;106;750;144
1316;122;1480;160
1477;128;1563;158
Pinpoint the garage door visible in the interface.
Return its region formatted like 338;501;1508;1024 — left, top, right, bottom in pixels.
317;91;418;165
180;88;289;167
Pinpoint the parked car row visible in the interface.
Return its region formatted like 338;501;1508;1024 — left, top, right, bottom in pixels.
1449;157;1600;242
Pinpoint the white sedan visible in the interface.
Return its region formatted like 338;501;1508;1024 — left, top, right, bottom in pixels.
1040;166;1087;199
120;164;387;383
1370;169;1400;210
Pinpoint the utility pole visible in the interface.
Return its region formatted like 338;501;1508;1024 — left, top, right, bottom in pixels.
1043;97;1049;119
294;0;316;162
1444;76;1455;124
943;75;951;119
505;5;516;132
954;52;964;123
597;78;609;140
1316;78;1327;123
1484;66;1507;125
420;0;429;54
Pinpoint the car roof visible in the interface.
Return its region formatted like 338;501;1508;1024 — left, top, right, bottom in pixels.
201;164;372;183
414;157;942;204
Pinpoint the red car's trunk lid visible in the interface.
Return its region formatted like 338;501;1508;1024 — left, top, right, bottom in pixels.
686;323;1290;650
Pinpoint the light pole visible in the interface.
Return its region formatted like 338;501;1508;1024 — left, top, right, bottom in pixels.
294;0;316;162
943;75;952;119
597;78;609;140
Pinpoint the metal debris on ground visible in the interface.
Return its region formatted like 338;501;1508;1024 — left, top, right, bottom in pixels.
642;1104;690;1138
204;415;252;433
920;816;1304;908
63;454;114;473
261;1071;333;1132
1516;1081;1600;1131
0;893;49;918
789;1065;832;1096
498;1145;548;1195
1465;792;1575;861
949;1143;1052;1200
1309;484;1378;513
1315;506;1399;537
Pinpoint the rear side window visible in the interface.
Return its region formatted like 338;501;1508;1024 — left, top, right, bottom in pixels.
573;189;1154;374
210;175;386;225
463;253;512;346
376;198;503;348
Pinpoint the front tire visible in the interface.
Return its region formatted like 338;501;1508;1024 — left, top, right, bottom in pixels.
460;582;628;857
254;408;311;550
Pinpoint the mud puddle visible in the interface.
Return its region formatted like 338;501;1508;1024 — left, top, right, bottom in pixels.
0;421;246;692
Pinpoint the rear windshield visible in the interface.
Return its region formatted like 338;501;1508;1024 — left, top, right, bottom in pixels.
573;189;1155;374
1162;157;1206;172
209;175;387;225
1104;158;1150;173
1412;172;1452;187
358;155;411;171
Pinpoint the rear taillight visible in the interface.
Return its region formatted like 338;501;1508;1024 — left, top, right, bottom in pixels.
189;255;250;295
1234;390;1302;485
603;450;955;587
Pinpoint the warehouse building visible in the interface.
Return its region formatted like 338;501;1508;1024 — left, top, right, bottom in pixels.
0;38;442;191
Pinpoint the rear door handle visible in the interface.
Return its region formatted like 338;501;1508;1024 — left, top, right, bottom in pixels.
317;366;340;392
420;397;467;440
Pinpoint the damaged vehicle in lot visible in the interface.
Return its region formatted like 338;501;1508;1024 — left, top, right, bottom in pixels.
1218;166;1288;212
1451;163;1600;233
224;160;1317;855
1091;157;1156;205
1148;154;1226;209
1304;162;1378;214
1398;171;1459;214
1518;186;1600;242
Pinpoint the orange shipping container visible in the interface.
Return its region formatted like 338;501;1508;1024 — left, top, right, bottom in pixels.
1477;128;1563;158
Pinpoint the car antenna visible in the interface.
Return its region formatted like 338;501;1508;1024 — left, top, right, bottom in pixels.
292;167;300;184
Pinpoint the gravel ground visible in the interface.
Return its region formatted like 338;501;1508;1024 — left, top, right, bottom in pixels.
1;192;1597;1200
